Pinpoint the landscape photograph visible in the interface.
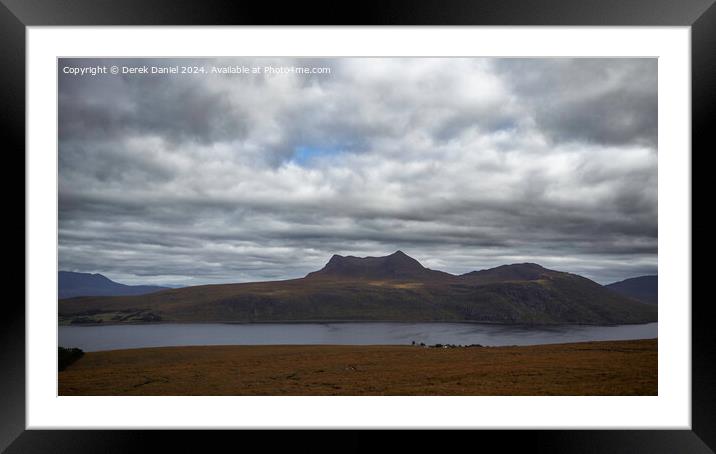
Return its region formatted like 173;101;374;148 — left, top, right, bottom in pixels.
58;57;658;396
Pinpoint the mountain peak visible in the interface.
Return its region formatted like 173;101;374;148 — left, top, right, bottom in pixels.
516;262;544;268
306;251;452;281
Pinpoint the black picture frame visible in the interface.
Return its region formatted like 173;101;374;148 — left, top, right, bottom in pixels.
4;0;711;452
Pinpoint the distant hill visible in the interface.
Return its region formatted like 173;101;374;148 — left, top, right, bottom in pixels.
605;276;658;305
59;271;169;299
460;262;557;284
59;252;657;325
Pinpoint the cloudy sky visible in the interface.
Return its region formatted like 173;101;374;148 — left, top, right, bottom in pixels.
58;57;657;286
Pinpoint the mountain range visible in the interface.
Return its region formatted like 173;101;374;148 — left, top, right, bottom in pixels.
59;251;657;325
59;271;169;299
605;275;658;304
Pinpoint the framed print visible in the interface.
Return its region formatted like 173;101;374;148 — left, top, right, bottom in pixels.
5;0;713;451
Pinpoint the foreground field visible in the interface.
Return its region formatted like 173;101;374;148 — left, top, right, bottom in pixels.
59;339;657;395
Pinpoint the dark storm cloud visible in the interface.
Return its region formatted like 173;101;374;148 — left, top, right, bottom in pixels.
58;57;657;286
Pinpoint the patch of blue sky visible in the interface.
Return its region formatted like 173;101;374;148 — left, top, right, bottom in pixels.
290;145;343;166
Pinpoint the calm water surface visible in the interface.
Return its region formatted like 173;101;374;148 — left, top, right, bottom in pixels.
59;322;658;352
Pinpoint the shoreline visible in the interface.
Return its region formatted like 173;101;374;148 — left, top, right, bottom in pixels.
68;337;659;354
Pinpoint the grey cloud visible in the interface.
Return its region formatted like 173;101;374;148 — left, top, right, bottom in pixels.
494;58;657;147
60;59;250;146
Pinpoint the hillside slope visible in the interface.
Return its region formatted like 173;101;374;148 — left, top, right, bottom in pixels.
605;276;658;304
59;252;657;325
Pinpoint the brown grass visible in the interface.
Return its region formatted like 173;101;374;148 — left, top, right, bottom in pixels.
58;339;657;396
